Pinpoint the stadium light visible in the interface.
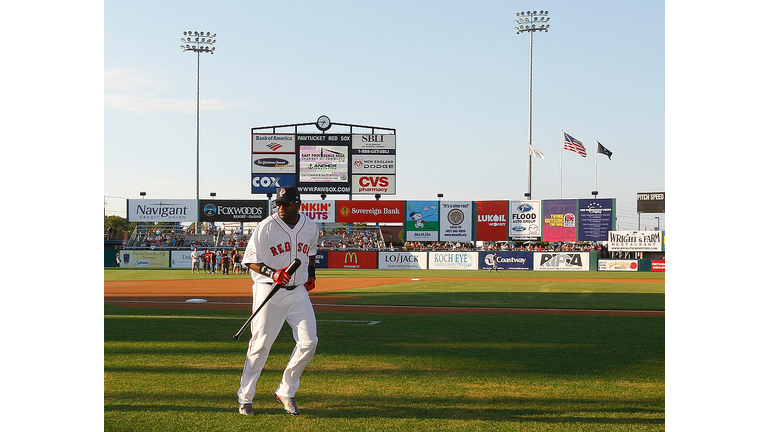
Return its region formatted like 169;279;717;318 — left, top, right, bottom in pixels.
514;11;551;199
180;31;216;233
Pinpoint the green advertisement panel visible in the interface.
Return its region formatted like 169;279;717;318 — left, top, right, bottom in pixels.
118;250;170;268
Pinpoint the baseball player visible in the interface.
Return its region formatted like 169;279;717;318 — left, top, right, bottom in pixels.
490;252;499;272
237;186;319;417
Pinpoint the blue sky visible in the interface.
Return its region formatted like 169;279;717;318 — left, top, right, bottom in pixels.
103;0;664;230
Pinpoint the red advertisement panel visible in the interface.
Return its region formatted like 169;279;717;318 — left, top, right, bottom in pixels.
651;260;666;272
336;200;405;223
475;201;509;241
327;251;378;269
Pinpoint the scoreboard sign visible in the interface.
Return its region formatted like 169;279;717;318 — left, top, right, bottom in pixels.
637;192;665;213
252;121;396;195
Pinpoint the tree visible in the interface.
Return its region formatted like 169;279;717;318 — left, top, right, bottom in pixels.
104;215;138;240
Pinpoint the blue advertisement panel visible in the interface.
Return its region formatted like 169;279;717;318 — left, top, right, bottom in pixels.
480;251;533;271
577;198;615;241
251;174;297;194
314;250;328;269
405;200;440;241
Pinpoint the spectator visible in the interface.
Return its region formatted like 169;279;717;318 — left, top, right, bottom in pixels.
203;249;212;274
232;248;241;275
222;249;230;275
214;250;222;274
191;247;201;274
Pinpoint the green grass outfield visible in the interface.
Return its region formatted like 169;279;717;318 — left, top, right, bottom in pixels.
105;270;664;431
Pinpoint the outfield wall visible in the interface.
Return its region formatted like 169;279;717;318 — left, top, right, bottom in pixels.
110;249;664;272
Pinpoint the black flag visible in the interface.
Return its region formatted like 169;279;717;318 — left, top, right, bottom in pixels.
597;142;612;160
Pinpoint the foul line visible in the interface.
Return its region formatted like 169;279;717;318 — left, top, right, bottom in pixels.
104;300;662;316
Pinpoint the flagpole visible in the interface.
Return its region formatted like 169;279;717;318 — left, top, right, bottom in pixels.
594;140;599;192
559;130;563;199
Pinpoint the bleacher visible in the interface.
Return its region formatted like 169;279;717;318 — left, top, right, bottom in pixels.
123;222;388;251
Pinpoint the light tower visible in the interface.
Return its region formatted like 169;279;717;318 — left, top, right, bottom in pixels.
180;31;216;233
514;11;551;200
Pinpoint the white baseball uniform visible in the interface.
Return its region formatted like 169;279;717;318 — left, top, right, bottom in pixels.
237;211;319;405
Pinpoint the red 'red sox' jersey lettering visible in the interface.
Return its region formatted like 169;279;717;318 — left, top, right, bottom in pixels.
297;242;309;254
270;242;292;256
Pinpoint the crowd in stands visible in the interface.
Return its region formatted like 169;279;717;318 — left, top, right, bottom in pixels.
318;228;383;250
135;226;251;250
127;225;604;254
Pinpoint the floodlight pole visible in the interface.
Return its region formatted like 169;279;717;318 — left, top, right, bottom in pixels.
515;11;550;200
181;31;216;234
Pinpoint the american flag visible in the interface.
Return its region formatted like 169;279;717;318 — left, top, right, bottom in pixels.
563;132;587;157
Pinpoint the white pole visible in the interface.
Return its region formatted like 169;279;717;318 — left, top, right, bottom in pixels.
526;30;533;199
559;130;563;199
196;49;200;234
594;140;598;192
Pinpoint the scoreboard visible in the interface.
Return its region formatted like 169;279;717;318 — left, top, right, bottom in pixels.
251;119;396;196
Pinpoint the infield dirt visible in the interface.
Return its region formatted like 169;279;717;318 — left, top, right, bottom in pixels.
104;277;663;317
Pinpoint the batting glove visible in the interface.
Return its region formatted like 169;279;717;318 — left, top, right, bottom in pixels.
259;264;291;285
272;267;291;285
304;265;316;291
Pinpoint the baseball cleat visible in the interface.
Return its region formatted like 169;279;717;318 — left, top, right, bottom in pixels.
238;403;254;416
274;394;300;416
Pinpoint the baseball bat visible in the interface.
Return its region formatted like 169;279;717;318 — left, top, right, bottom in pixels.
233;258;302;340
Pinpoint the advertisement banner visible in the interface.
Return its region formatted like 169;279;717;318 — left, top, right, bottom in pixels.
578;199;615;241
118;250;170;268
428;251;478;270
300;201;336;223
251;174;297;194
351;155;396;174
637;192;665;214
171;250;194;269
542;199;578;242
405;201;440;241
651;260;666;272
533;252;590;271
351;175;396;195
480;251;532;271
439;201;473;242
598;260;639;272
252;133;296;153
378;251;429;270
475;201;509;241
351;134;396;155
199;200;269;222
252;154;297;174
297;134;351;185
127;199;198;223
607;231;664;251
509;200;541;239
327;251;378;269
314;250;328;269
336;200;405;223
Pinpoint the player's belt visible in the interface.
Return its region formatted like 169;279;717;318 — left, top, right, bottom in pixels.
266;282;298;291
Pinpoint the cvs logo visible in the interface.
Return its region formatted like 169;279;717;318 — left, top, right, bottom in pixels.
359;176;389;187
